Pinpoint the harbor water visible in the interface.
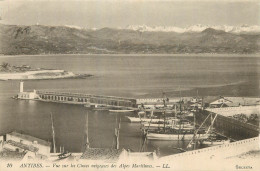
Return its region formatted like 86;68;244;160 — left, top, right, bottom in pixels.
0;54;259;156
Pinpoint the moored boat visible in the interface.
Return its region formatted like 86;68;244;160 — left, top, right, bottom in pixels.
146;129;208;141
201;139;230;146
57;152;72;160
126;116;164;123
109;109;134;113
142;123;171;130
141;118;192;130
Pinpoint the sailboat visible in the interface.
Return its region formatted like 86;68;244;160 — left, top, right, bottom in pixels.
50;112;72;161
146;95;208;141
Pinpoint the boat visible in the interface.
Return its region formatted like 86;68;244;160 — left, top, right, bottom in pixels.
141;118;192;130
93;107;111;111
126;116;163;123
84;103;112;111
201;139;230;146
142;123;171;130
146;128;208;141
145;108;175;114
109;109;134;113
126;116;178;123
57;152;72;160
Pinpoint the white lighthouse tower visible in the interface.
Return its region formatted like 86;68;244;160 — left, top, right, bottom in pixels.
19;81;24;93
17;81;38;100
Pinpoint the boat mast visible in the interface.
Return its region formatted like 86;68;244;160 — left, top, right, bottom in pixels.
50;112;56;153
85;112;90;148
193;89;198;146
162;92;167;133
187;113;211;148
115;115;120;149
206;113;218;134
178;92;182;140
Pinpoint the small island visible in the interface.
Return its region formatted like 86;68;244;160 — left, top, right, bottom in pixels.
0;62;92;80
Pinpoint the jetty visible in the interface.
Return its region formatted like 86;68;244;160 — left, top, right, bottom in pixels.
36;90;137;108
15;82;137;108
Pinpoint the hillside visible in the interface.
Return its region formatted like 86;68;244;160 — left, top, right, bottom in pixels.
0;24;259;55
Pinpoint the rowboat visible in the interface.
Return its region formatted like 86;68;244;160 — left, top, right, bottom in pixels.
201;139;230;146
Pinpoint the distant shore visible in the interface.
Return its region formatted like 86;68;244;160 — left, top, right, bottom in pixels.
0;63;92;81
0;53;260;58
0;69;92;81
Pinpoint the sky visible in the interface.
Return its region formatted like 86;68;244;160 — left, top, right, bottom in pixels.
0;0;259;28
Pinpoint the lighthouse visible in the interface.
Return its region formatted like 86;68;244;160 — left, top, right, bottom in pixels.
19;81;24;93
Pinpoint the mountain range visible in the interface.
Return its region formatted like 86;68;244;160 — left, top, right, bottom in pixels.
125;24;260;34
0;24;259;55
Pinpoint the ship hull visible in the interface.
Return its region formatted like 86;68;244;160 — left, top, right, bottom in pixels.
147;132;208;141
109;110;134;113
126;116;164;123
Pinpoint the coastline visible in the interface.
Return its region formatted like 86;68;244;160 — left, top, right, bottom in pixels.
0;53;260;58
0;70;92;81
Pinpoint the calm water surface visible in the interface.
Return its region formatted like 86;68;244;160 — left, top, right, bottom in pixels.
0;55;259;156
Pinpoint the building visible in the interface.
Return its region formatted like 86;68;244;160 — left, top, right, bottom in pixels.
17;82;39;100
18;91;38;100
204;96;260;117
1;131;51;159
209;96;260;108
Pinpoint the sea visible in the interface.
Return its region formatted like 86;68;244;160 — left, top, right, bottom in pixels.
0;54;259;156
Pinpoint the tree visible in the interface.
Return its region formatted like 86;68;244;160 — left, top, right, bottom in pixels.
0;62;10;71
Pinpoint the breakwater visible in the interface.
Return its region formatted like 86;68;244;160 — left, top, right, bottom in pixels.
36;90;137;108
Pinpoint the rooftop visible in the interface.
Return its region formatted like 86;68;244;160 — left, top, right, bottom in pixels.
5;140;39;152
204;96;260;105
0;151;26;160
80;148;124;162
8;131;51;147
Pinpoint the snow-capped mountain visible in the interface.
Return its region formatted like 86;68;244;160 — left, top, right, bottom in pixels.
63;24;260;33
64;25;84;30
125;24;260;33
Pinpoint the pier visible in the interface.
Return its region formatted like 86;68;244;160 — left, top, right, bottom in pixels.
36;90;137;108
